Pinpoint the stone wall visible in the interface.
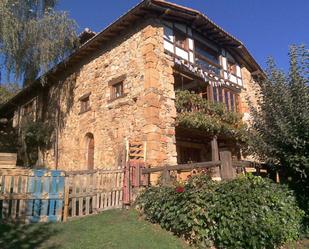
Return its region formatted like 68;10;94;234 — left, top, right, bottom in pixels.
240;67;261;125
38;19;177;171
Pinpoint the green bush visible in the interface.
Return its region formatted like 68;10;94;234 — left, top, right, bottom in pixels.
136;175;304;249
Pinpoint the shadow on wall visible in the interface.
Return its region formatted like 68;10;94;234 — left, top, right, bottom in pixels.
0;222;60;249
0;120;18;153
18;69;78;167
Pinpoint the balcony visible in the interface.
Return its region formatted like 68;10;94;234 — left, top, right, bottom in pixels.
175;90;246;140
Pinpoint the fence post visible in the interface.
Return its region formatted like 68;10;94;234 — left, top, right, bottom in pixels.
219;151;235;180
162;167;171;186
211;136;221;180
63;175;70;222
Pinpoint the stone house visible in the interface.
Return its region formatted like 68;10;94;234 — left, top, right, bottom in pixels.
0;0;263;171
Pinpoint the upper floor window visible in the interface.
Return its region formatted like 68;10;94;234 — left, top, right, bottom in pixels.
111;82;124;99
108;74;126;101
174;30;188;50
79;93;91;114
227;59;237;75
195;41;221;75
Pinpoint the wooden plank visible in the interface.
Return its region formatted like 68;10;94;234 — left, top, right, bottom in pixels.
78;175;84;216
66;169;123;176
26;175;35;223
54;173;65;222
0;169;32;176
220;151;235;180
18;176;28;221
142;161;221;174
11;176;19;220
104;192;108;209
85;174;90;215
71;175;77;217
32;172;44;223
41;176;50;221
2;175;12;219
0;192;64;200
63;176;70;222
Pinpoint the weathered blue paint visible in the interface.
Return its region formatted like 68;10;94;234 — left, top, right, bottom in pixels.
26;170;65;223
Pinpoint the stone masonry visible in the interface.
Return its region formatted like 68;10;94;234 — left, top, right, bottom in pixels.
38;19;177;171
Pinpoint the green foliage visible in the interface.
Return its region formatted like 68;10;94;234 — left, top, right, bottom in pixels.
136;175;304;249
23;120;53;148
249;45;309;222
21;119;53;166
0;0;78;86
175;90;249;144
0;82;20;105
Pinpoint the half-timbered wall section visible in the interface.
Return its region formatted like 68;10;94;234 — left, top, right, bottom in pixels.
163;21;243;88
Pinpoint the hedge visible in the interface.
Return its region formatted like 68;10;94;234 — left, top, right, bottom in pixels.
136;175;304;249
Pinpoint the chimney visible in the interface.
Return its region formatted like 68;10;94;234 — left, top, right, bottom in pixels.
79;28;97;45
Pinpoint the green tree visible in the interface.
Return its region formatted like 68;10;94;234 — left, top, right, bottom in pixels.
0;0;78;86
250;45;309;221
0;82;19;105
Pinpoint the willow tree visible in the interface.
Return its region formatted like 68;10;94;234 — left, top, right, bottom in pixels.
0;0;78;86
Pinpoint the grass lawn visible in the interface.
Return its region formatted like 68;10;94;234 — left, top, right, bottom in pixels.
0;209;191;249
1;210;308;249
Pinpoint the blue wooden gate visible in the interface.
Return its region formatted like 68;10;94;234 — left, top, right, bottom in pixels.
26;170;65;223
0;169;65;223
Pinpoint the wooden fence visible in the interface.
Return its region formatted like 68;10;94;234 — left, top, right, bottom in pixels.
64;168;124;221
0;153;267;223
0;169;65;223
0;167;124;223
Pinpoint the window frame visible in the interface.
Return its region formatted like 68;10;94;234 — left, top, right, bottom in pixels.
212;86;240;112
194;40;221;69
108;74;127;102
174;29;189;51
227;59;237;76
112;82;124;99
79;92;91;114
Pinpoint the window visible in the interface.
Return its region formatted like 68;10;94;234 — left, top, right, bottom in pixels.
109;74;126;101
79;93;91;114
212;86;239;112
175;30;188;50
227;60;237;75
85;133;94;170
195;41;221;75
213;87;218;102
111;82;124;99
224;91;230;111
230;93;235;112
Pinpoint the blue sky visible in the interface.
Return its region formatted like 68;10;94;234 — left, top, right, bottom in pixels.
58;0;309;71
1;1;308;84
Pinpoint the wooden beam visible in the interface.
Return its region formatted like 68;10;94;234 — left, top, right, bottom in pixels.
142;161;221;174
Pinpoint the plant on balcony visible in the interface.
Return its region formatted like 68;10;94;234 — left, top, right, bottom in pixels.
175;90;248;144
